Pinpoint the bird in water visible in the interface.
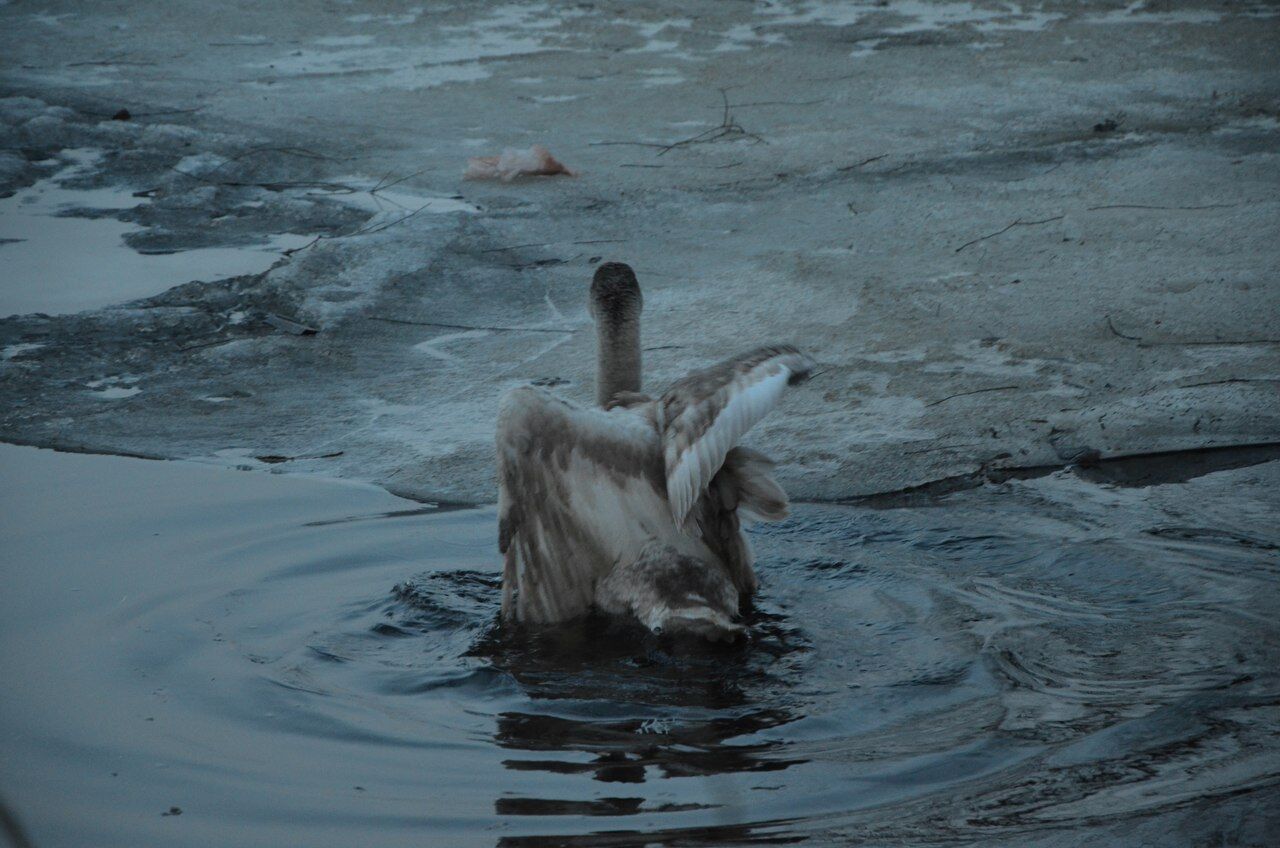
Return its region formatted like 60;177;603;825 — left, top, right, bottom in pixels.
496;262;813;642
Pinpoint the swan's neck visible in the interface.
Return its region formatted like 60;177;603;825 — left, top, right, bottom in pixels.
596;317;641;406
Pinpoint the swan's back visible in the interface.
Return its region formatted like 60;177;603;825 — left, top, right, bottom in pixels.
496;340;813;639
497;386;673;623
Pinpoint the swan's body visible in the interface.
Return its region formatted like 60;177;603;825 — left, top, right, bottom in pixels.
496;263;812;641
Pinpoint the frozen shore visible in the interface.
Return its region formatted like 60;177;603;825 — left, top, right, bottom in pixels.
1;0;1277;503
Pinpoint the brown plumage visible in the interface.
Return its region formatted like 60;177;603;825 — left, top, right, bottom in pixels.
496;262;812;641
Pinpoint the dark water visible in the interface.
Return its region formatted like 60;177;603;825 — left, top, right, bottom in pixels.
1;445;1277;847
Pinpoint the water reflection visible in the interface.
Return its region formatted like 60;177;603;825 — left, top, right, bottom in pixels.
377;570;817;840
494;708;804;783
494;820;806;848
467;601;809;706
321;459;1280;847
6;444;1278;847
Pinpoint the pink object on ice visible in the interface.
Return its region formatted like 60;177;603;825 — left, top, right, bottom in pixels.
464;145;578;181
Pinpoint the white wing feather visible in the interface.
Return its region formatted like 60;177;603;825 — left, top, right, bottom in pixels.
661;347;813;526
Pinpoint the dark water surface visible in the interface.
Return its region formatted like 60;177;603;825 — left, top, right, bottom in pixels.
1;445;1277;847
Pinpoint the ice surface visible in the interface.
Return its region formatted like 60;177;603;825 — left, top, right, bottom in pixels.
0;0;1276;506
88;385;141;399
0;5;1278;833
0;151;314;316
1086;2;1223;25
255;3;584;91
758;0;1063;32
1;342;43;360
315;181;480;216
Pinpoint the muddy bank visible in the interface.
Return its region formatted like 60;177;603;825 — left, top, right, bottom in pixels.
1;1;1278;502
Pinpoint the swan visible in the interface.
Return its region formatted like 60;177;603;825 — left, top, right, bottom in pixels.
495;262;813;641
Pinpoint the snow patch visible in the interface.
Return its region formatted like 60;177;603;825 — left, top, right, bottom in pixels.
86;376;142;398
345;9;421;25
314;35;376;47
850;38;887;58
529;94;579;104
639;69;684;87
759;1;1063;34
714;23;789;52
2;343;45;360
267;4;586;91
89;385;141;399
30;13;72;26
1086;2;1221;25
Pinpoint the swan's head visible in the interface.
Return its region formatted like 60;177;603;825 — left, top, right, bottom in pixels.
590;262;643;327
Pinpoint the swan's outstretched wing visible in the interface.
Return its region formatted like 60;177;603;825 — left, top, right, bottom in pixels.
496;386;666;624
660;345;814;525
686;446;789;598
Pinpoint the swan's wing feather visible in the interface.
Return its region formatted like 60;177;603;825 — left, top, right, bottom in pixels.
496;385;662;623
661;345;813;525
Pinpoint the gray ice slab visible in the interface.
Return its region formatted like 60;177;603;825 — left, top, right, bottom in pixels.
0;0;1277;503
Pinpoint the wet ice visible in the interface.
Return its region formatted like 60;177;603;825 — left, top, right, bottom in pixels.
0;150;314;316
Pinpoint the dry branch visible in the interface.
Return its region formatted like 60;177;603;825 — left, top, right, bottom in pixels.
838;154;888;172
926;386;1021;407
481;239;626;254
1106;315;1279;346
367;317;574;334
955;216;1064;253
1087;203;1238;211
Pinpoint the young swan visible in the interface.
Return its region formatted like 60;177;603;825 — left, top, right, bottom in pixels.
496;262;812;641
588;261;644;407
